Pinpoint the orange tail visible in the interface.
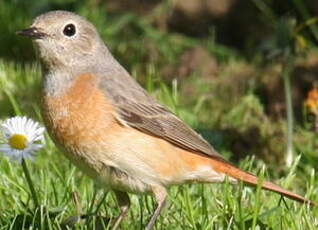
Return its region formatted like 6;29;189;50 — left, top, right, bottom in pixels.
211;159;316;206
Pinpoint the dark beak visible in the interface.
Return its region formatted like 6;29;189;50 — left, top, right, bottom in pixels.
16;27;47;39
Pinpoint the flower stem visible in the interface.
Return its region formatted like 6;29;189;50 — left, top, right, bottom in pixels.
282;57;295;167
21;158;40;207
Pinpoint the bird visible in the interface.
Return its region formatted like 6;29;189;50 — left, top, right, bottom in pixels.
17;10;316;230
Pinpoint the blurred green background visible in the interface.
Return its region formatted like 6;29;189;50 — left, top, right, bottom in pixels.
0;0;318;229
1;0;317;166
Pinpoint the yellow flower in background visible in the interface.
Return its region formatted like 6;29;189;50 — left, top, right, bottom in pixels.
305;87;318;115
0;116;45;162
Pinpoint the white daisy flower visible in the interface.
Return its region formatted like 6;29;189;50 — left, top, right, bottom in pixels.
0;116;45;162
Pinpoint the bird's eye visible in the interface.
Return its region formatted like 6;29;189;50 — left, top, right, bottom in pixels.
63;23;76;37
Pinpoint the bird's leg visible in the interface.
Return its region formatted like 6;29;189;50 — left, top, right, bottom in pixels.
145;186;167;230
111;190;131;230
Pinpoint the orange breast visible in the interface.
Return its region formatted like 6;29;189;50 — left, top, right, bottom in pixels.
42;73;115;153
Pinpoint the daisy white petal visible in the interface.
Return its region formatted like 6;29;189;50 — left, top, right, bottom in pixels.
0;144;11;152
0;116;45;163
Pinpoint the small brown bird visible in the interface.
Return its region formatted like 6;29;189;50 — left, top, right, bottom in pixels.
17;10;315;230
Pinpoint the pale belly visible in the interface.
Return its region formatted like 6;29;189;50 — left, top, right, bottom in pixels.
52;138;152;195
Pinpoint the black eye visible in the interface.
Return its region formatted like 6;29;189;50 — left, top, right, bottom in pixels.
63;23;76;37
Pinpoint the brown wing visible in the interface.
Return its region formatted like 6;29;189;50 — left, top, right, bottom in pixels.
99;73;224;160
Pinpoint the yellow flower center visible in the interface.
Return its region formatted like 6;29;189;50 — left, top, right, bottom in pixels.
8;134;28;149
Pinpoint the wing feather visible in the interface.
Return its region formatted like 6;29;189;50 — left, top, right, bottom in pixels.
100;73;224;160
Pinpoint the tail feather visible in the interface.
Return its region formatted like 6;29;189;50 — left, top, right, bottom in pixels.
211;159;316;206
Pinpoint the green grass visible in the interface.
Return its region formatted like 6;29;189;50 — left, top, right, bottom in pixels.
0;60;317;230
